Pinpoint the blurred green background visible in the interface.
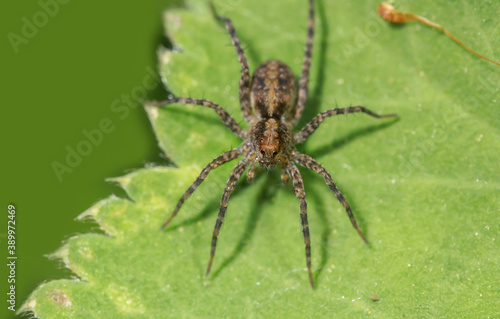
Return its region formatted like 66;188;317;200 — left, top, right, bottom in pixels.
1;1;180;318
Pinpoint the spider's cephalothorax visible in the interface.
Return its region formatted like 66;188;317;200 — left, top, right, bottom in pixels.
148;0;396;288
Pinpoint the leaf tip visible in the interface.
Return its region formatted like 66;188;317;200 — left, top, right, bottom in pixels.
76;205;99;221
159;47;173;68
145;105;160;121
18;297;37;317
48;243;70;264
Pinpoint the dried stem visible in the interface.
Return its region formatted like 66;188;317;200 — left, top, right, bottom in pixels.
378;2;500;67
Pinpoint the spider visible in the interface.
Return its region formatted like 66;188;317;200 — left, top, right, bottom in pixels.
148;0;396;288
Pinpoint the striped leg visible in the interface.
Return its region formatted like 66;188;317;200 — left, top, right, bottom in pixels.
209;2;253;122
246;158;257;183
295;106;397;143
206;156;251;275
160;148;242;230
287;163;314;288
146;97;245;138
281;166;289;185
292;0;315;125
293;151;369;244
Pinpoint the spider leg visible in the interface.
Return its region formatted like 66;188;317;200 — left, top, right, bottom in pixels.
295;106;397;143
206;155;252;275
160;147;243;230
209;2;253;122
293;151;369;244
281;166;289;185
292;0;315;125
246;157;258;183
146;97;245;138
286;163;314;288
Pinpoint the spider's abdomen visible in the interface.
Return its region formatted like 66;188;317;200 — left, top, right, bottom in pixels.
250;59;297;120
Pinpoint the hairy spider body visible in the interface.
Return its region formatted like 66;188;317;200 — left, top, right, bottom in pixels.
250;59;294;169
148;0;396;288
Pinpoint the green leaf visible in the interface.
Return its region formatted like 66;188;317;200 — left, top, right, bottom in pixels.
23;0;499;318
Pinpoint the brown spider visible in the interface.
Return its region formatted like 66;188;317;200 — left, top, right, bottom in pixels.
148;0;396;288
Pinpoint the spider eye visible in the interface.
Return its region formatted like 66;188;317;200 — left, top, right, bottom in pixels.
260;150;265;156
272;151;278;157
